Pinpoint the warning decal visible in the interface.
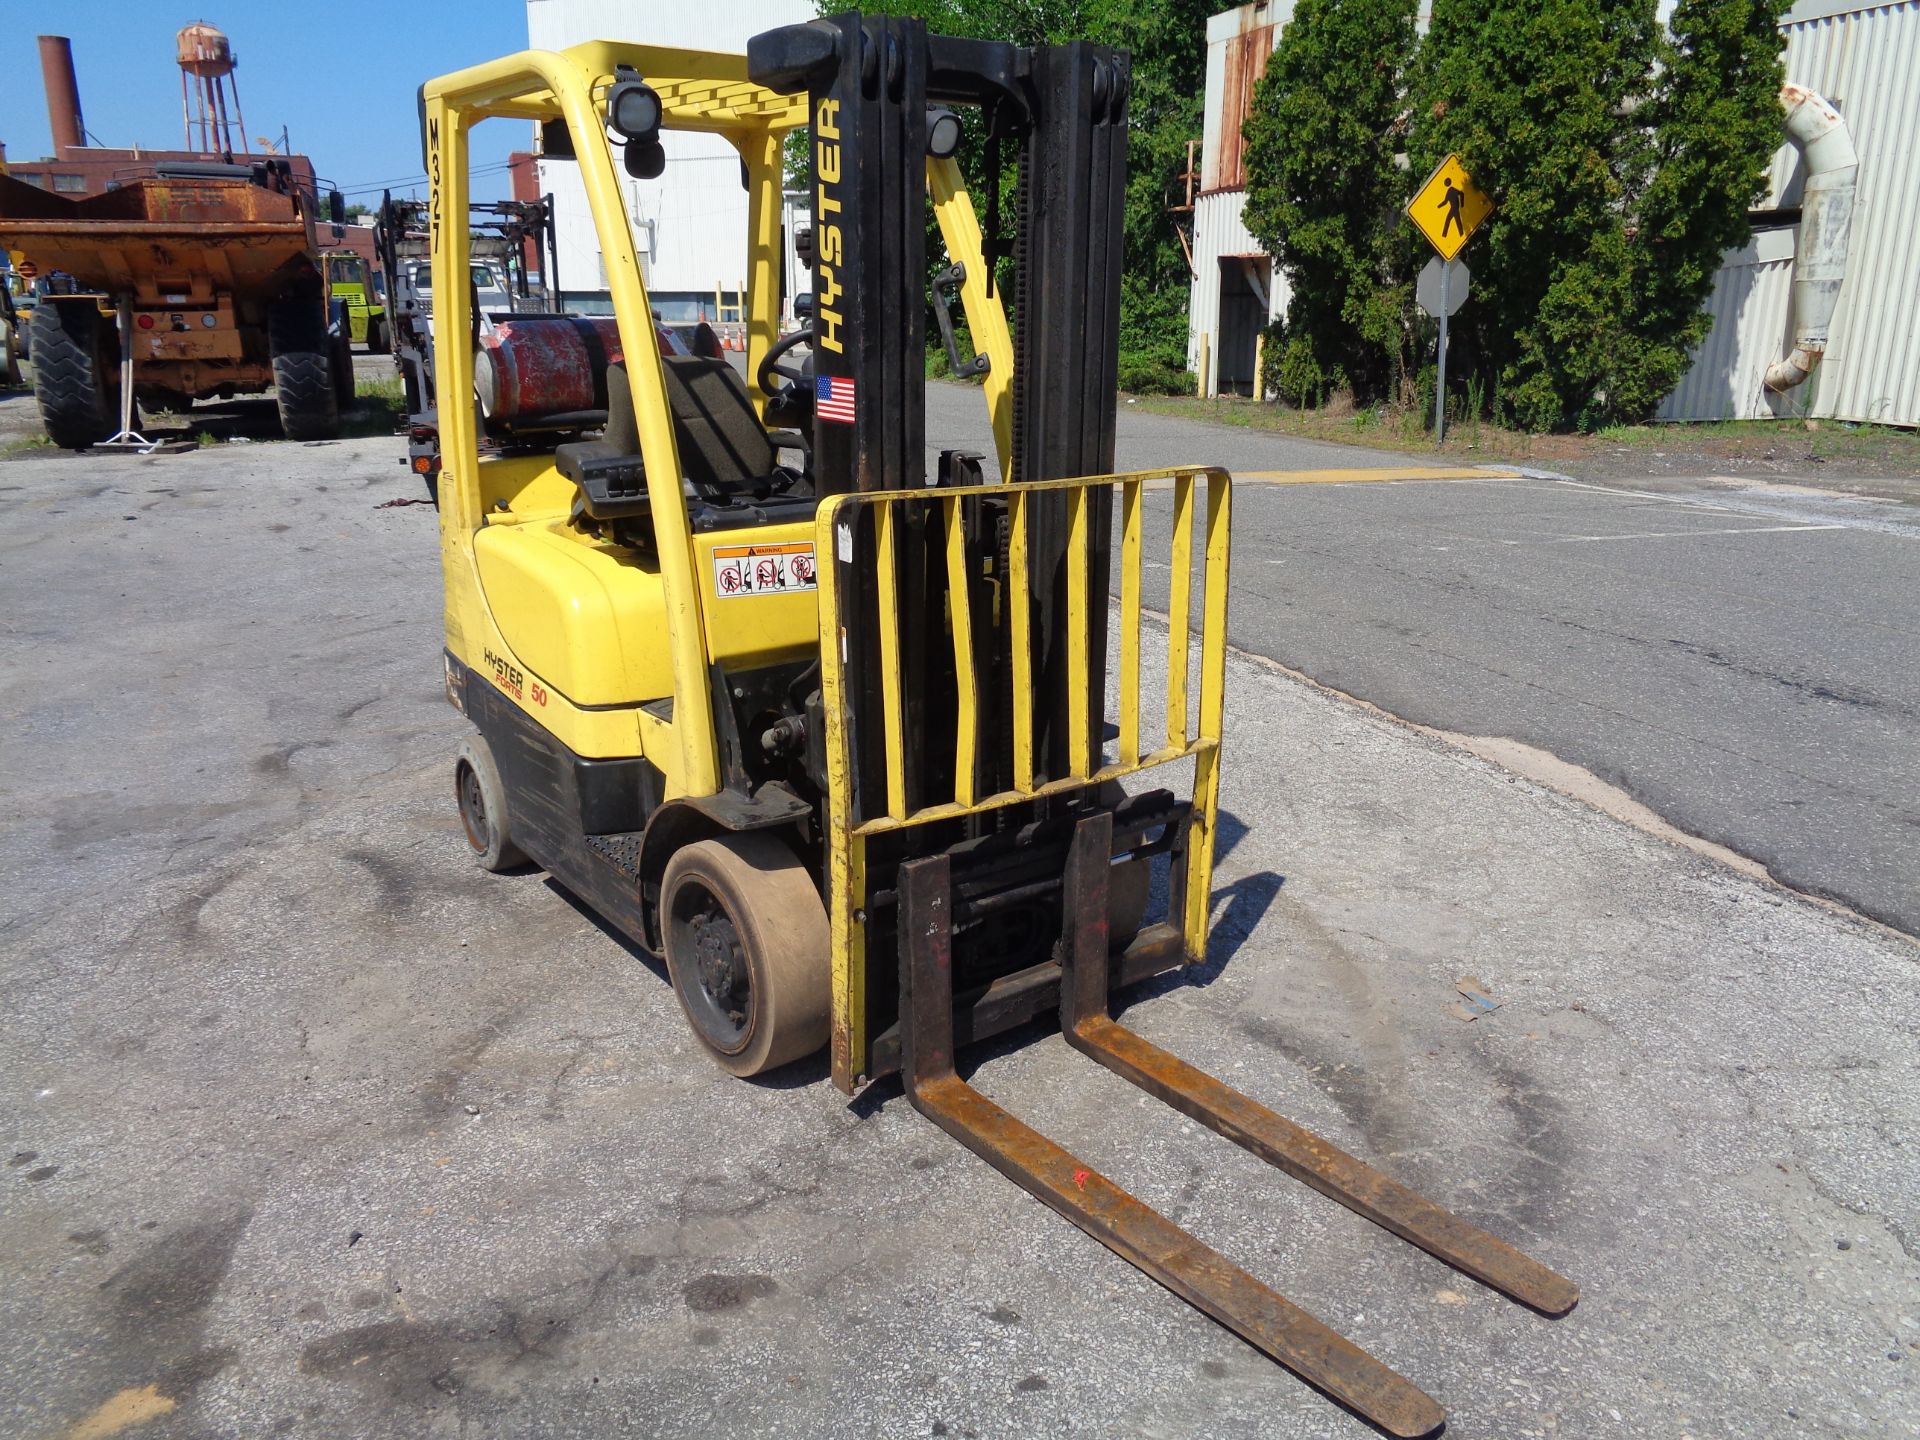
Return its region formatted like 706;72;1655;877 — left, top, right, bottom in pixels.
712;540;818;597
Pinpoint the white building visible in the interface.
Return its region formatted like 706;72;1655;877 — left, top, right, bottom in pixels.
1658;0;1920;426
1185;2;1289;398
1187;0;1920;426
524;0;813;321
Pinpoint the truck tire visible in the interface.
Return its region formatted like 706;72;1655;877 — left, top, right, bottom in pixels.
368;316;390;355
30;301;117;449
0;318;20;387
268;294;340;441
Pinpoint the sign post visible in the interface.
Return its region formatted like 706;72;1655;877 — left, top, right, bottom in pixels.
1416;257;1470;442
1408;155;1491;445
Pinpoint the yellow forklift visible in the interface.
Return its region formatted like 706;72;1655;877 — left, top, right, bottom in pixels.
422;16;1575;1433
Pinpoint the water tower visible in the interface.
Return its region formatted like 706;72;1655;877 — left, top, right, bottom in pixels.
177;21;248;156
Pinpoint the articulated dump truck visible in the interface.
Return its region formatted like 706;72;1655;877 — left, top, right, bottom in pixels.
0;160;352;447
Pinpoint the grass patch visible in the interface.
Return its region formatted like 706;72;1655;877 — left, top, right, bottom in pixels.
344;374;409;439
1;433;54;458
1126;391;1920;478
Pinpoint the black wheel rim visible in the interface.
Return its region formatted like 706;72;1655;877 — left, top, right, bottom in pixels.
669;882;753;1055
457;760;489;854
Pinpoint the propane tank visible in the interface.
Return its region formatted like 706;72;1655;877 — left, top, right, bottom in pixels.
474;316;626;422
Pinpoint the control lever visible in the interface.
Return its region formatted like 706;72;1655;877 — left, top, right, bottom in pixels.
931;263;990;380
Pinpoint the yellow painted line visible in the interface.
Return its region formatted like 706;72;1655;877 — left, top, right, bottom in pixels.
65;1386;176;1440
1231;466;1522;485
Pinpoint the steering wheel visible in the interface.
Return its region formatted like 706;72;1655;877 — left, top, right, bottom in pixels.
757;324;815;395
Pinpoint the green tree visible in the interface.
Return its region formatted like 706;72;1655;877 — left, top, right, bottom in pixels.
1240;0;1419;405
1629;0;1791;410
1410;0;1785;429
1411;0;1662;429
820;0;1232;392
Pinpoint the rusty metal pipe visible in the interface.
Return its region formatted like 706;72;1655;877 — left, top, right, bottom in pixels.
38;36;86;153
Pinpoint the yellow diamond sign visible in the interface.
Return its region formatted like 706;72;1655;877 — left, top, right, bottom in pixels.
1409;154;1492;261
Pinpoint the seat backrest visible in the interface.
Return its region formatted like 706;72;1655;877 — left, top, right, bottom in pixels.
659;355;775;494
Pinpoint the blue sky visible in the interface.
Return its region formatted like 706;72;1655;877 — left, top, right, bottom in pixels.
0;2;537;204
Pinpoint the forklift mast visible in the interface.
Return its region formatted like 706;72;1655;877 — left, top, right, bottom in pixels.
752;13;1129;811
754;15;1127;492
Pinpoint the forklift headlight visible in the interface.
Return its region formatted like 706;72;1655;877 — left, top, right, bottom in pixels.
926;108;963;159
607;79;663;144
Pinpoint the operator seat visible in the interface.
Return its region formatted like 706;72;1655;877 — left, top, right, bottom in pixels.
558;353;804;541
658;355;775;494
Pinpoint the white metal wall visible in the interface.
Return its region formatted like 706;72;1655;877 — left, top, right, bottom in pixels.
524;0;812;313
1663;0;1919;425
1189;190;1290;391
1657;228;1797;421
1187;3;1291;394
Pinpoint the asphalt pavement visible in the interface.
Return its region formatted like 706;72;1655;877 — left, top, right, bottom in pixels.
2;429;1918;1439
925;383;1920;936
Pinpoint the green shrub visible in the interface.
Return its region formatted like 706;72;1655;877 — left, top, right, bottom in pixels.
1117;342;1191;396
1241;0;1420;406
1243;0;1787;431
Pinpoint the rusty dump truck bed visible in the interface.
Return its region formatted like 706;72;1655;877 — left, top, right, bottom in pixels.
0;170;316;300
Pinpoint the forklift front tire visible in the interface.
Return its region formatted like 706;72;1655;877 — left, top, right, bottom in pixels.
454;737;526;872
662;834;830;1078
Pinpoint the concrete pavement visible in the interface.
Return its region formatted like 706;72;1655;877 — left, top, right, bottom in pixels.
2;436;1917;1438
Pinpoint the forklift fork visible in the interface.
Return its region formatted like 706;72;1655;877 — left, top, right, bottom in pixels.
897;812;1578;1438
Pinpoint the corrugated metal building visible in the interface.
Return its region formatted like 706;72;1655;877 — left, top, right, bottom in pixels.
524;0;812;319
1189;0;1920;424
1661;0;1920;425
1187;3;1289;396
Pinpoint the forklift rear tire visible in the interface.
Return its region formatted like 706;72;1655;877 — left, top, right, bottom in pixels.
454;737;527;872
662;834;830;1078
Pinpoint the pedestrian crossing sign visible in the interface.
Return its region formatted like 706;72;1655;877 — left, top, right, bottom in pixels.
1409;154;1492;261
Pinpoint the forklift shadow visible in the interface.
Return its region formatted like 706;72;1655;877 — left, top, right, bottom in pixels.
545;877;667;986
1124;807;1283;1004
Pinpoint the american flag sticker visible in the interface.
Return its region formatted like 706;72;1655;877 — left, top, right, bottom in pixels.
816;374;857;424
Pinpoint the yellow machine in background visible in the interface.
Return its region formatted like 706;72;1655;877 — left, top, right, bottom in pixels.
421;18;1573;1435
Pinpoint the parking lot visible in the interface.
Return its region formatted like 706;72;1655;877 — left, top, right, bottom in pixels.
3;427;1917;1439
